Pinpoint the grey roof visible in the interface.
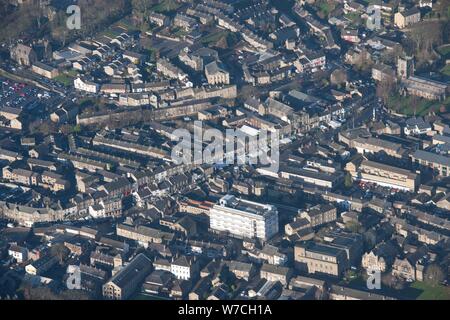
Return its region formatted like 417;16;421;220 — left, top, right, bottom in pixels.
402;7;420;17
261;263;291;276
108;253;152;288
226;260;253;273
412;150;450;167
205;61;227;75
298;241;346;258
330;285;396;300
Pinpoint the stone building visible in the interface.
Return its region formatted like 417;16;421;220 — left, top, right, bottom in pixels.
102;253;152;300
205;61;230;85
10;43;37;66
394;7;420;29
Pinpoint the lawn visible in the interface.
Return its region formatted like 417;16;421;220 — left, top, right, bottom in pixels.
318;2;331;16
386;94;450;116
98;29;117;39
344;12;363;25
172;27;188;37
151;0;181;13
441;64;450;76
114;18;140;33
54;74;73;87
437;45;450;59
201;30;229;45
407;282;450;300
66;69;79;77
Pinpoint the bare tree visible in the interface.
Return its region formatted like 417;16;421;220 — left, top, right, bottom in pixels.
424;264;445;286
376;76;397;105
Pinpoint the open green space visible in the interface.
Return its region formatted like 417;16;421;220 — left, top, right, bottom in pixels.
54;74;73;87
440;64;450;76
437;45;450;59
201;30;230;45
404;282;450;300
151;0;181;13
387;94;450;116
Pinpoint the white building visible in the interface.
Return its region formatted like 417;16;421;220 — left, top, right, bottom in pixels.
419;0;432;8
170;256;197;280
89;202;105;218
74;77;99;94
8;245;28;263
209;195;279;241
404;117;432;136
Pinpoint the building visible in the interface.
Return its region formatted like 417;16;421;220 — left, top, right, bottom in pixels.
149;12;168;26
294;241;348;276
2;167;39;186
397;56;414;79
0;106;23;130
257;244;288;266
372;64;395;82
352;137;405;158
329;285;396;300
10;43;37;66
401;76;448;101
411;150;450;176
322;231;363;266
41;171;70;192
209;195;279;241
102;253;152;300
179;47;219;72
341;29;360;43
300;204;337;227
25;255;58;275
123;51;144;65
74;77;99;94
260;264;293;287
8;244;28;263
174;14;198;31
31;61;59;79
404;117;432;135
394;7;420;29
205;61;230;85
279;166;343;189
361;242;399;272
392;257;424;281
170;255;199;281
225;261;255;281
156;58;188;81
0;202;65;227
346;158;419;192
116;223;175;246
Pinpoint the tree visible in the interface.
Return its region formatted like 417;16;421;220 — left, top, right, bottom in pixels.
424;264;445;286
344;172;353;189
381;273;405;290
376;76;397;106
408;21;444;67
22;286;59;300
354;49;373;72
50;243;70;265
346;221;361;233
